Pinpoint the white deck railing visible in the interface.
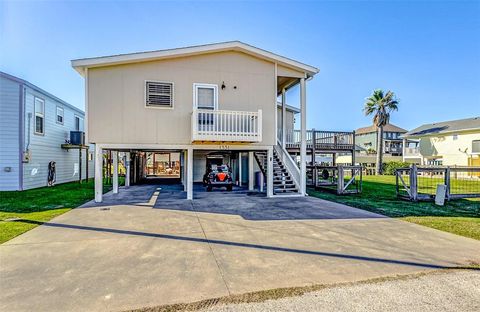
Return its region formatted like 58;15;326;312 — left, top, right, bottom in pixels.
192;109;262;142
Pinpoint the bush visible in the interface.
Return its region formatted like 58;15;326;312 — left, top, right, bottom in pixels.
383;161;411;175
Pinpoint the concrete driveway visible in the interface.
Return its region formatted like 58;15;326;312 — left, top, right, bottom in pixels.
1;184;479;312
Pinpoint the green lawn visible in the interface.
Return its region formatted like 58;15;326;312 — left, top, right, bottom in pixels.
0;179;117;244
308;175;480;240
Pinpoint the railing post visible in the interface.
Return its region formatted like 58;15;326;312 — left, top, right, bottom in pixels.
352;130;356;165
445;166;451;201
410;164;418;201
337;165;344;194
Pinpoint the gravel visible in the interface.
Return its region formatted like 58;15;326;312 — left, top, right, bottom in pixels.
202;270;480;312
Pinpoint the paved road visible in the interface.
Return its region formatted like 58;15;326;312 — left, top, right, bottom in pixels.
1;185;480;311
202;270;480;312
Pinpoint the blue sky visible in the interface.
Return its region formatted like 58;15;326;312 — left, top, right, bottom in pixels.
1;0;479;131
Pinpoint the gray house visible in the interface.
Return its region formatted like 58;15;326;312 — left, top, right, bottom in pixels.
0;71;93;191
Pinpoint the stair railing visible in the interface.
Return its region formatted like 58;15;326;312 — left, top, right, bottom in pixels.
274;142;301;193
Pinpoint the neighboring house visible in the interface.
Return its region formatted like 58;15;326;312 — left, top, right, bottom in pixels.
337;123;407;168
402;117;480;166
0;71;93;191
71;41;319;202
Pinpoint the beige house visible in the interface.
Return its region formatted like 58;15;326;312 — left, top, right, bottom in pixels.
402;117;480;166
72;41;318;202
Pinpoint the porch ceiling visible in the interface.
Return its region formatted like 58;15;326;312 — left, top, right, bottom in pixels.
277;76;299;94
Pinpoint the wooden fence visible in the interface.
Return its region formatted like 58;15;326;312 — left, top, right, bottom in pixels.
395;164;480;201
308;165;363;195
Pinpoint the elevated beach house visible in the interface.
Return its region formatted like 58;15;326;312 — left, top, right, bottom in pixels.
402;117;480;166
71;41;319;202
0;71;93;191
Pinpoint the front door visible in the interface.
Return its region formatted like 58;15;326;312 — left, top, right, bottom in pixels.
194;83;218;131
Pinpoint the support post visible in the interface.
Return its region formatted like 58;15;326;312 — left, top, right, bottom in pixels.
267;148;274;197
238;152;242;186
183;150;188;191
79;147;82;183
85;147;89;183
337;165;344;194
94;144;103;203
445;167;451;201
187;148;193;200
410;164;418;201
352;130;356;165
281;88;286;148
300;77;307;195
312;129;316;187
248;151;254;191
125;152;130;187
402;138;407;162
112;150;119;194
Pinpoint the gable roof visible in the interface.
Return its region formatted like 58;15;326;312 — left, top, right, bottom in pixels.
0;71;85;115
71;41;319;77
404;117;480;138
356;123;407;135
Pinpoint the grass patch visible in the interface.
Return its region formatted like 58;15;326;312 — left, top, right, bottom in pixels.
308;175;480;239
0;179;116;244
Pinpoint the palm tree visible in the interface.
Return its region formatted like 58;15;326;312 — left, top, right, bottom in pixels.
363;89;399;175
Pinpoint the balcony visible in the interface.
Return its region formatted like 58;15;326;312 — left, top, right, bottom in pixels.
191;109;262;143
404;147;420;157
284;130;355;151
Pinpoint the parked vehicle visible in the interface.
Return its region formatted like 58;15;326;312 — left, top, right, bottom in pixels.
203;164;233;191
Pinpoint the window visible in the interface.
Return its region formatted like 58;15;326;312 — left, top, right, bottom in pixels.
452;134;458;141
75;115;84;131
34;97;45;135
145;81;173;108
194;83;217;110
473;140;480;154
56;107;64;124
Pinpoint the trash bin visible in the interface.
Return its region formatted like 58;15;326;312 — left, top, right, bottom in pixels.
254;171;262;188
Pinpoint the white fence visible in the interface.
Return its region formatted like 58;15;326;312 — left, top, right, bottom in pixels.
191;109;262;142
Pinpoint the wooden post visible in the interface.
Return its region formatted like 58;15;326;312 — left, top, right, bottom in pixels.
85;147;89;183
445;167;451;201
187;148;193;200
312;129;317;187
267;148;274;197
94;144;103;203
112;151;119;194
79;147;82;184
125;152;130;187
337;165;344;194
238;152;242;186
248;151;254;191
300;77;307;195
410;164;418;201
352;130;356;165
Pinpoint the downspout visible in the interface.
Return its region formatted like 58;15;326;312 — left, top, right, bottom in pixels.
18;84;26;190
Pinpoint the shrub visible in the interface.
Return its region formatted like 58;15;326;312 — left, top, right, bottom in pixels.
383;161;411;175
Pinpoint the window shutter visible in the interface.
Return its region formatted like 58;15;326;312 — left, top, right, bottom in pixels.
146;81;173;107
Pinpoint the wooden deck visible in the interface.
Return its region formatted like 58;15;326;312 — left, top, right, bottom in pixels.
285;130;355;153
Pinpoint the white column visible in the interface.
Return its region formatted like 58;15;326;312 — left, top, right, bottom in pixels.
248;151;254;191
402;138;407;162
300;78;307;195
267;148;274;197
112;151;119;194
125;152;130;187
94;144;103;202
238;152;242;186
187;148;193;200
281;88;286;148
183;150;188;191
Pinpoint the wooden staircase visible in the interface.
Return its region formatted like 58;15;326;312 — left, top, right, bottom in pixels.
253;149;299;195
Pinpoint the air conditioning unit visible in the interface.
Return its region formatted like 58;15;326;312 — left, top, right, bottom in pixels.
70;131;85;145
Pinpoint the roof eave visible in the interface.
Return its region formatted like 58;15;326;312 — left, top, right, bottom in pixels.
71;41;319;77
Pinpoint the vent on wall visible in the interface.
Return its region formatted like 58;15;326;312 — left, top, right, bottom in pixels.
146;81;173;107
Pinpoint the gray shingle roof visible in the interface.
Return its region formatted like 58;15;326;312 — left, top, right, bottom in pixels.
404;117;480;138
356;123;407;135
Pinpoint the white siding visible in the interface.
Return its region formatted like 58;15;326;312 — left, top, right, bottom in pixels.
22;86;94;190
0;77;20;191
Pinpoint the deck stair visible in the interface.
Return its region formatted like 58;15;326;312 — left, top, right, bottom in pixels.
253;149;299;195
